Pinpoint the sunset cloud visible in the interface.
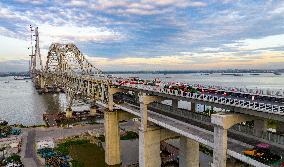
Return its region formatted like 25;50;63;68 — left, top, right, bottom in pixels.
0;0;283;71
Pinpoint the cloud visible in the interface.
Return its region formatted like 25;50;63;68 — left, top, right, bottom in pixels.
144;0;207;8
63;0;207;16
0;35;29;61
13;0;47;5
224;34;284;51
0;27;17;38
65;0;88;7
0;0;283;72
85;49;284;71
0;7;16;19
270;1;284;15
40;24;124;42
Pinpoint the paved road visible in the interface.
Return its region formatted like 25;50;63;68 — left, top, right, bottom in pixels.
22;129;40;167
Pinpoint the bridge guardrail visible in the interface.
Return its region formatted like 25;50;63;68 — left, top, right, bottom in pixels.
124;84;284;114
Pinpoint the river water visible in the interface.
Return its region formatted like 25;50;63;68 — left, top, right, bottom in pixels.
0;76;66;125
0;73;283;125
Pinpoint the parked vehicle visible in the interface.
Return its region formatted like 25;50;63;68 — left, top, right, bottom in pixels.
243;144;282;165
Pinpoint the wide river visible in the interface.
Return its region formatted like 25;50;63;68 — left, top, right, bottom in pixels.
0;73;283;125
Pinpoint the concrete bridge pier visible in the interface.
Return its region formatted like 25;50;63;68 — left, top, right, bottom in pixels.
104;87;135;165
211;113;253;167
39;75;45;90
65;108;73;118
104;109;134;166
139;126;162;167
90;106;96;115
100;84;106;102
90;82;94;96
254;119;267;137
212;125;228;167
179;136;199;167
86;81;91;96
105;111;121;165
108;87;128;111
140;95;164;131
139;126;179;167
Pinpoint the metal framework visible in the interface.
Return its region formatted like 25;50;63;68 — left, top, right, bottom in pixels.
42;43;105;110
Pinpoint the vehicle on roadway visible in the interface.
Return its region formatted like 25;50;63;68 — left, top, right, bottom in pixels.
243;144;282;165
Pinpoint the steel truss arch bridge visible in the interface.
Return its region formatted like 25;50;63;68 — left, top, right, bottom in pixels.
31;42;284;167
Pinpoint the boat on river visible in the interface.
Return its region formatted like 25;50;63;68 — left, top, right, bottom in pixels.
14;76;32;80
14;76;24;80
273;72;281;75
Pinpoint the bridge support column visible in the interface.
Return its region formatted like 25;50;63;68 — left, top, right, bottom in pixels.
101;84;105;102
140;95;164;131
139;126;161;167
191;102;196;112
108;89;114;111
90;106;96;115
172;99;178;111
179;136;199;167
211;113;253;167
212;126;227;167
90;82;94;96
276;121;284;134
108;87;127;111
65;108;73;118
105;111;121;165
87;81;91;96
254;119;267;137
40;75;45;89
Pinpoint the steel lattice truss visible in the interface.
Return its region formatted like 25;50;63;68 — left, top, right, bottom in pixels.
43;43;106;110
46;43;103;75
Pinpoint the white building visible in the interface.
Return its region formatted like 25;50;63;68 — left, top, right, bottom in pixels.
36;138;55;150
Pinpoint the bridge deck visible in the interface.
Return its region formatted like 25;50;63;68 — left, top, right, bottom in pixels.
117;86;284;122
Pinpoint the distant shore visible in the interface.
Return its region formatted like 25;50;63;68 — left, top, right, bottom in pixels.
0;69;284;76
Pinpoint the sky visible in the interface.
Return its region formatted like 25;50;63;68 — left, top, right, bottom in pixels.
0;0;284;72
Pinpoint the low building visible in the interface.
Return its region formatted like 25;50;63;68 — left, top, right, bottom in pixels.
0;136;21;158
0;136;21;148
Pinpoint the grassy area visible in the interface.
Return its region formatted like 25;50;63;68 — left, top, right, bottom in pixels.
69;142;106;167
55;139;122;167
55;131;138;167
55;139;89;155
